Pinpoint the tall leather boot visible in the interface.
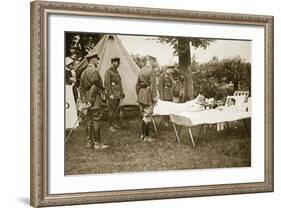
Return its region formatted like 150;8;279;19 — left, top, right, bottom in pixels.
109;109;117;132
93;126;101;144
93;126;109;149
144;122;152;142
87;125;94;147
140;120;145;140
145;122;150;137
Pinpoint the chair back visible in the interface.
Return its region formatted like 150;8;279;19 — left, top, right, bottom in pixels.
233;91;249;96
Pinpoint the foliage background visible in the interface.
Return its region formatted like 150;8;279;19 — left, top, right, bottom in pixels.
192;56;251;100
66;33;251;101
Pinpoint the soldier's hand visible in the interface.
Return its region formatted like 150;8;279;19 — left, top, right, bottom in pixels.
153;97;158;105
86;102;92;108
109;95;114;100
69;77;76;83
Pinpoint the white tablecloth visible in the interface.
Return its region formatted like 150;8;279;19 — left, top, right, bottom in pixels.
170;106;251;127
153;99;205;115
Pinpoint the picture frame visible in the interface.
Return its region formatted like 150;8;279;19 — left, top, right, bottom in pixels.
30;1;274;207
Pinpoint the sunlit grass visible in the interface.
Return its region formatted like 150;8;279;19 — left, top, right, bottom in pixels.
65;117;251;175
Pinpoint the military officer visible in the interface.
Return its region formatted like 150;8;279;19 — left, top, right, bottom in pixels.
104;57;125;132
136;56;158;142
158;66;174;126
80;52;109;149
171;68;185;103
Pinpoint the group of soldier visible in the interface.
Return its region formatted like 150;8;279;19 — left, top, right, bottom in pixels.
65;51;185;150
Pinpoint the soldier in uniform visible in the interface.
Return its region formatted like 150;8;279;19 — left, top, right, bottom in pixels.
171;67;185;103
80;52;109;149
158;66;173;126
104;57;124;132
136;56;158;142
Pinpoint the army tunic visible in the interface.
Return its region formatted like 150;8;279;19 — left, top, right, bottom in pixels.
136;65;157;106
136;64;157;123
104;66;124;99
104;66;124;127
80;64;107;127
171;70;185;98
158;71;173;101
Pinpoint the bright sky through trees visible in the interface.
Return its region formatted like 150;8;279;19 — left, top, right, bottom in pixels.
119;35;251;65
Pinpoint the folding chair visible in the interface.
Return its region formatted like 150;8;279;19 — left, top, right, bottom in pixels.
233;90;249;96
222;92;250;134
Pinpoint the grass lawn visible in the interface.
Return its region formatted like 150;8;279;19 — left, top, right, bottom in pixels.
65;117;251;175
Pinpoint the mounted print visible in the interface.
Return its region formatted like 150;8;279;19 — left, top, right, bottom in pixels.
30;1;274;207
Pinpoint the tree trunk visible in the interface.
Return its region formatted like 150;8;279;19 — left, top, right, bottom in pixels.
233;80;239;91
178;38;194;101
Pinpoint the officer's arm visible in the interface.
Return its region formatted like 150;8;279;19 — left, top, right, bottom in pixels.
150;70;158;100
136;77;141;95
80;88;86;104
88;85;98;105
120;78;125;98
90;71;102;89
104;71;113;96
158;74;163;100
70;69;76;84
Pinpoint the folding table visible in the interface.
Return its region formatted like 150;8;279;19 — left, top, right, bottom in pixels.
169;107;251;147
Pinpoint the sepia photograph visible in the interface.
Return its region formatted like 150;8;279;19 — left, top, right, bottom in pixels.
64;32;251;175
30;2;273;206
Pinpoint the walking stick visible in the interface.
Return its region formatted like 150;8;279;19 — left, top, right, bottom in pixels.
65;102;90;144
65;117;81;144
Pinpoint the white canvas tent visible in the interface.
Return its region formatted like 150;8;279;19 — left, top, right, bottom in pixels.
75;35;140;106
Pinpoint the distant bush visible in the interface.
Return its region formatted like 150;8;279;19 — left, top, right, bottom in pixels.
192;56;251;100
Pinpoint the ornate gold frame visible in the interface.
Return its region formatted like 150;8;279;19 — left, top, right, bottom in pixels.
30;1;274;207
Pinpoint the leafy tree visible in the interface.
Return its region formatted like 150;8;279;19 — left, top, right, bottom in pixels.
131;54;160;70
131;54;145;68
219;56;251;92
159;37;214;101
192;56;251;99
65;33;103;61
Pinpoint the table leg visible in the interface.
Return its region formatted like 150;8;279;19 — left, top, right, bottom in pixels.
158;116;164;130
195;125;203;144
172;122;180;143
152;117;158;134
188;127;196;147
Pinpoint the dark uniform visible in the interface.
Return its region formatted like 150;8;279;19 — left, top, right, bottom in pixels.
136;64;157;140
172;70;185;103
80;64;107;146
104;66;124;128
158;71;173;125
158;71;173;101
